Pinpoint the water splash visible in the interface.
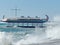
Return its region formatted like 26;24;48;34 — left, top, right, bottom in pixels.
46;16;60;39
15;27;47;45
0;16;60;45
15;16;60;45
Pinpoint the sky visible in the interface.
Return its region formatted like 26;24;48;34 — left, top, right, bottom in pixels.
0;0;60;20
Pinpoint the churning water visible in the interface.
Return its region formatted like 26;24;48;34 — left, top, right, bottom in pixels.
0;16;60;45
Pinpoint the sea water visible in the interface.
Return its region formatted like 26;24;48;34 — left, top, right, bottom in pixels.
0;16;60;45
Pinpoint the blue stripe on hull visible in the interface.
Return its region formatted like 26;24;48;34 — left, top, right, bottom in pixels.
6;19;47;23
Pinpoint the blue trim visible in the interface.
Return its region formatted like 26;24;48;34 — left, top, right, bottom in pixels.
5;19;47;23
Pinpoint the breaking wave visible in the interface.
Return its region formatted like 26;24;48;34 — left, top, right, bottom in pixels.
0;16;60;45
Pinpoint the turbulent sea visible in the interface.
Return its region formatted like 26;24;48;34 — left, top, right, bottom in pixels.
0;16;60;45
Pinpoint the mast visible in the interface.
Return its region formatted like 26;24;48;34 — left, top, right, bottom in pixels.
11;8;20;26
12;8;20;17
3;15;5;19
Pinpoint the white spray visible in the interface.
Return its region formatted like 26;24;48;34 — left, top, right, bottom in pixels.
15;16;60;45
0;16;60;45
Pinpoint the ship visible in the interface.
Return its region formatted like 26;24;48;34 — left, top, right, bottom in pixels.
1;15;49;28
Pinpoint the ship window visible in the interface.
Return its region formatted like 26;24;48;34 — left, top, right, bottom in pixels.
28;23;33;26
24;23;27;26
19;23;23;26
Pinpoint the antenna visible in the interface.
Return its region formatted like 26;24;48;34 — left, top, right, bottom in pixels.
3;15;5;19
12;8;20;17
